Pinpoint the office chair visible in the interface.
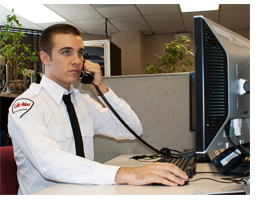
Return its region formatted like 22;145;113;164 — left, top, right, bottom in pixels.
0;146;19;195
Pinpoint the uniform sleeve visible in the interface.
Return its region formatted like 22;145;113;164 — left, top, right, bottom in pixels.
92;87;143;140
8;97;120;185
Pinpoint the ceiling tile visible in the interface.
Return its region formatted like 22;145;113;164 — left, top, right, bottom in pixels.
95;5;139;18
44;4;103;20
136;4;180;15
73;19;118;36
91;4;129;8
109;16;151;32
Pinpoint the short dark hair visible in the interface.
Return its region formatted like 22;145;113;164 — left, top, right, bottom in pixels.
39;24;82;56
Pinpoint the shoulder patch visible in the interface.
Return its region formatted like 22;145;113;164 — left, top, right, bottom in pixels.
12;98;34;118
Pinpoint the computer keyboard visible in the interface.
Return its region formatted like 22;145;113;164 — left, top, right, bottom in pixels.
130;149;197;185
157;149;197;179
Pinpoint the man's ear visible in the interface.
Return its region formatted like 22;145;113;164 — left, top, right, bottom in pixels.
40;51;51;66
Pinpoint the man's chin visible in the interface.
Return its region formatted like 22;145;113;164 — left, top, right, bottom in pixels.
72;78;80;84
67;75;80;84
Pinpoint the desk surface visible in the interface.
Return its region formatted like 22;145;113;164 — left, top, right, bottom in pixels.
33;154;245;195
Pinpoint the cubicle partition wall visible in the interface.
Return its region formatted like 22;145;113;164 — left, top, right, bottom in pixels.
74;73;195;163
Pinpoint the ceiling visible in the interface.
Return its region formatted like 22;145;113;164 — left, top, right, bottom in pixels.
0;4;250;37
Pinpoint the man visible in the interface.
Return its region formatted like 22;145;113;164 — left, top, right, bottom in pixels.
8;24;188;195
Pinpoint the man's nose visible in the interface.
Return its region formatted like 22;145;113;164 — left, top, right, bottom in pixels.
72;53;82;65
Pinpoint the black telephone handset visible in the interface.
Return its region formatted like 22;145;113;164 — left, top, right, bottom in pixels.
81;60;94;84
81;70;94;84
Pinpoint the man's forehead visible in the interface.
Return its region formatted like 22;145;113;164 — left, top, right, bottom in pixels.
52;33;84;48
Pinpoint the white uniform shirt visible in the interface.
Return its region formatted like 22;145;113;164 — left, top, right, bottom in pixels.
8;75;143;195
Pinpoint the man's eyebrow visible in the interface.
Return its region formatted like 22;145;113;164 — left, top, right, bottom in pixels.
79;48;85;52
58;47;85;52
58;47;74;52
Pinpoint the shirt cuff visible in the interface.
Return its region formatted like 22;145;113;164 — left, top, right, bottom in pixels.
92;164;121;185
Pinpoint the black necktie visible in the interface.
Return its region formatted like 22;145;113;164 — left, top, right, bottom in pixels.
62;94;85;157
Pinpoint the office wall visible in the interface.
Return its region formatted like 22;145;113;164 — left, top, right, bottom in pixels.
74;73;195;163
111;31;146;75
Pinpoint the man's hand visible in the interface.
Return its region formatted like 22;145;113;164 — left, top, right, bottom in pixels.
114;162;189;186
83;60;108;95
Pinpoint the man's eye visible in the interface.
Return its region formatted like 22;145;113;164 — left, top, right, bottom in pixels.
78;51;84;56
63;51;70;55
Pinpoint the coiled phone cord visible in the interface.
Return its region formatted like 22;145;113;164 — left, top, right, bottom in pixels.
91;82;180;159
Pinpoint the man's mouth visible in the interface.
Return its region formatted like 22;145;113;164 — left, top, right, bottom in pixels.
69;69;80;73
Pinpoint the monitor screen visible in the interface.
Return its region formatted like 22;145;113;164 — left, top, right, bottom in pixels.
191;15;250;154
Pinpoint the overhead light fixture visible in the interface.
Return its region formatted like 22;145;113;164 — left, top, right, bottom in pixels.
0;2;66;23
180;3;219;12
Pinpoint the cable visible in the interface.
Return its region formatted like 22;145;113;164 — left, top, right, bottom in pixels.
224;121;250;157
196;171;221;174
224;167;250;177
189;178;235;184
91;82;180;159
105;18;108;39
129;154;163;162
236;136;250;157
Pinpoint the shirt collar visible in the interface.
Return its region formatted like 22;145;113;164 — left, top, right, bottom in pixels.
40;75;76;104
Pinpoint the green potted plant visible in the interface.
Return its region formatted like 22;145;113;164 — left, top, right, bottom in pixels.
146;35;194;74
0;9;39;94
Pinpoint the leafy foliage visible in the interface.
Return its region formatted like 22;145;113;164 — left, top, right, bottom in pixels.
0;9;39;80
146;35;194;74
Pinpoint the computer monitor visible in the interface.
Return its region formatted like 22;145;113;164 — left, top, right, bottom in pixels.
191;15;250;154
